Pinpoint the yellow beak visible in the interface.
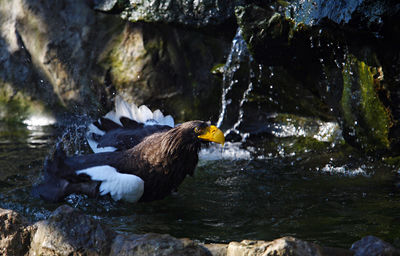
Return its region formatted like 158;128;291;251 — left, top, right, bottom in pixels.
198;125;225;145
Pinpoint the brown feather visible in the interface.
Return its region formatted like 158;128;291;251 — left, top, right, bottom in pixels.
34;121;208;202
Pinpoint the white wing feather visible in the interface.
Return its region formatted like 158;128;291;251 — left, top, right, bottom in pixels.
76;165;144;203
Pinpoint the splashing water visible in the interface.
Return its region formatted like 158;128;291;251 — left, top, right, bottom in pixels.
217;28;252;131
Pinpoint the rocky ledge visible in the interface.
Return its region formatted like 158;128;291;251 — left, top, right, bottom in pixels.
1;205;399;256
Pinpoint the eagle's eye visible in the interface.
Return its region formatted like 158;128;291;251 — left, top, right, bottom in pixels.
194;127;202;134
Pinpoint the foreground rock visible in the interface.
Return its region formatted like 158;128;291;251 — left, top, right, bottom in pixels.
1;205;399;255
28;205;209;256
351;236;400;256
0;209;34;255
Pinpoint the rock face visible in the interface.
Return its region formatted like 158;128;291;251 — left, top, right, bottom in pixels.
231;1;400;155
95;0;238;27
98;21;230;121
0;208;34;256
0;0;232;123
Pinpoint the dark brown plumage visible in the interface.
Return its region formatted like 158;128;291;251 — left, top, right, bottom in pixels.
33;100;224;203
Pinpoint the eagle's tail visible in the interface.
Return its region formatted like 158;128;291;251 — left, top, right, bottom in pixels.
32;144;70;202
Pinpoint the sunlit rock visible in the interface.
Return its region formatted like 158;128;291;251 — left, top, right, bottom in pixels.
0;208;33;256
227;237;326;256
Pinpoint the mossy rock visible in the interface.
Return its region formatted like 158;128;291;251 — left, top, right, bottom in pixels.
340;54;392;154
0;81;53;124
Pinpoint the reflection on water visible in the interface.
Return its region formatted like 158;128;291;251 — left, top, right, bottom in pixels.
0;123;399;248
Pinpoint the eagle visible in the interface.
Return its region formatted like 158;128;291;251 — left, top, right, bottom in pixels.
33;96;225;203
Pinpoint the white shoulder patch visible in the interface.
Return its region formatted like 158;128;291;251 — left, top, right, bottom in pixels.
114;96;175;127
86;96;175;153
76;165;144;203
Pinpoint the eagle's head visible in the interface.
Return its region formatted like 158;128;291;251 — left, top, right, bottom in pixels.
175;121;225;146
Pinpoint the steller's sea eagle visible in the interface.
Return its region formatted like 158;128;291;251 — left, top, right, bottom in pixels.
33;96;224;203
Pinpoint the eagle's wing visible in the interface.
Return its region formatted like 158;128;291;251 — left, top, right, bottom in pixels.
86;96;174;152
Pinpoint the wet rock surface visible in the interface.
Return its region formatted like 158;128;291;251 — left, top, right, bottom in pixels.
118;0;237;27
232;1;400;155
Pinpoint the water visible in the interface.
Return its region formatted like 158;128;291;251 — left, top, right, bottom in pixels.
0;122;399;249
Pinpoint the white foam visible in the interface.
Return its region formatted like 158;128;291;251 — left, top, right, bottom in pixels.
319;164;370;177
270;120;342;143
199;142;251;161
76;165;144;203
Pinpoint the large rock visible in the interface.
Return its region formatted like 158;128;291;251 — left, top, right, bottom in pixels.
29;204;115;255
0;208;34;255
0;0;123;120
0;0;232;123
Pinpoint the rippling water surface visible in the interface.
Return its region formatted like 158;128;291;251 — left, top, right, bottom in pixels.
0;123;399;248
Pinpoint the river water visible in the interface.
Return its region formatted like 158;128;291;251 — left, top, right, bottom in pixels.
0;121;399;248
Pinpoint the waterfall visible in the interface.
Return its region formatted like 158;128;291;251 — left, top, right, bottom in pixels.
216;28;256;142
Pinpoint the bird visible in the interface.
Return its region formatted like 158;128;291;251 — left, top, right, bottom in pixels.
33;96;225;203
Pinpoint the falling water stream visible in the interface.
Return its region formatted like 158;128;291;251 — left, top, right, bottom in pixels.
1;30;400;249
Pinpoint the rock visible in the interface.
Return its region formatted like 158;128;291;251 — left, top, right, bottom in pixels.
99;21;230;122
0;208;34;256
203;243;228;256
227;237;324;256
29;204;115;255
119;0;237;27
110;233;210;256
28;205;211;256
0;0;124;120
233;1;400;155
0;0;231;123
350;236;400;256
0;0;51;123
92;0;120;12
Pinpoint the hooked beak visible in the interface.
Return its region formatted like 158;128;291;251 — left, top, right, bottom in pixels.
198;125;225;145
